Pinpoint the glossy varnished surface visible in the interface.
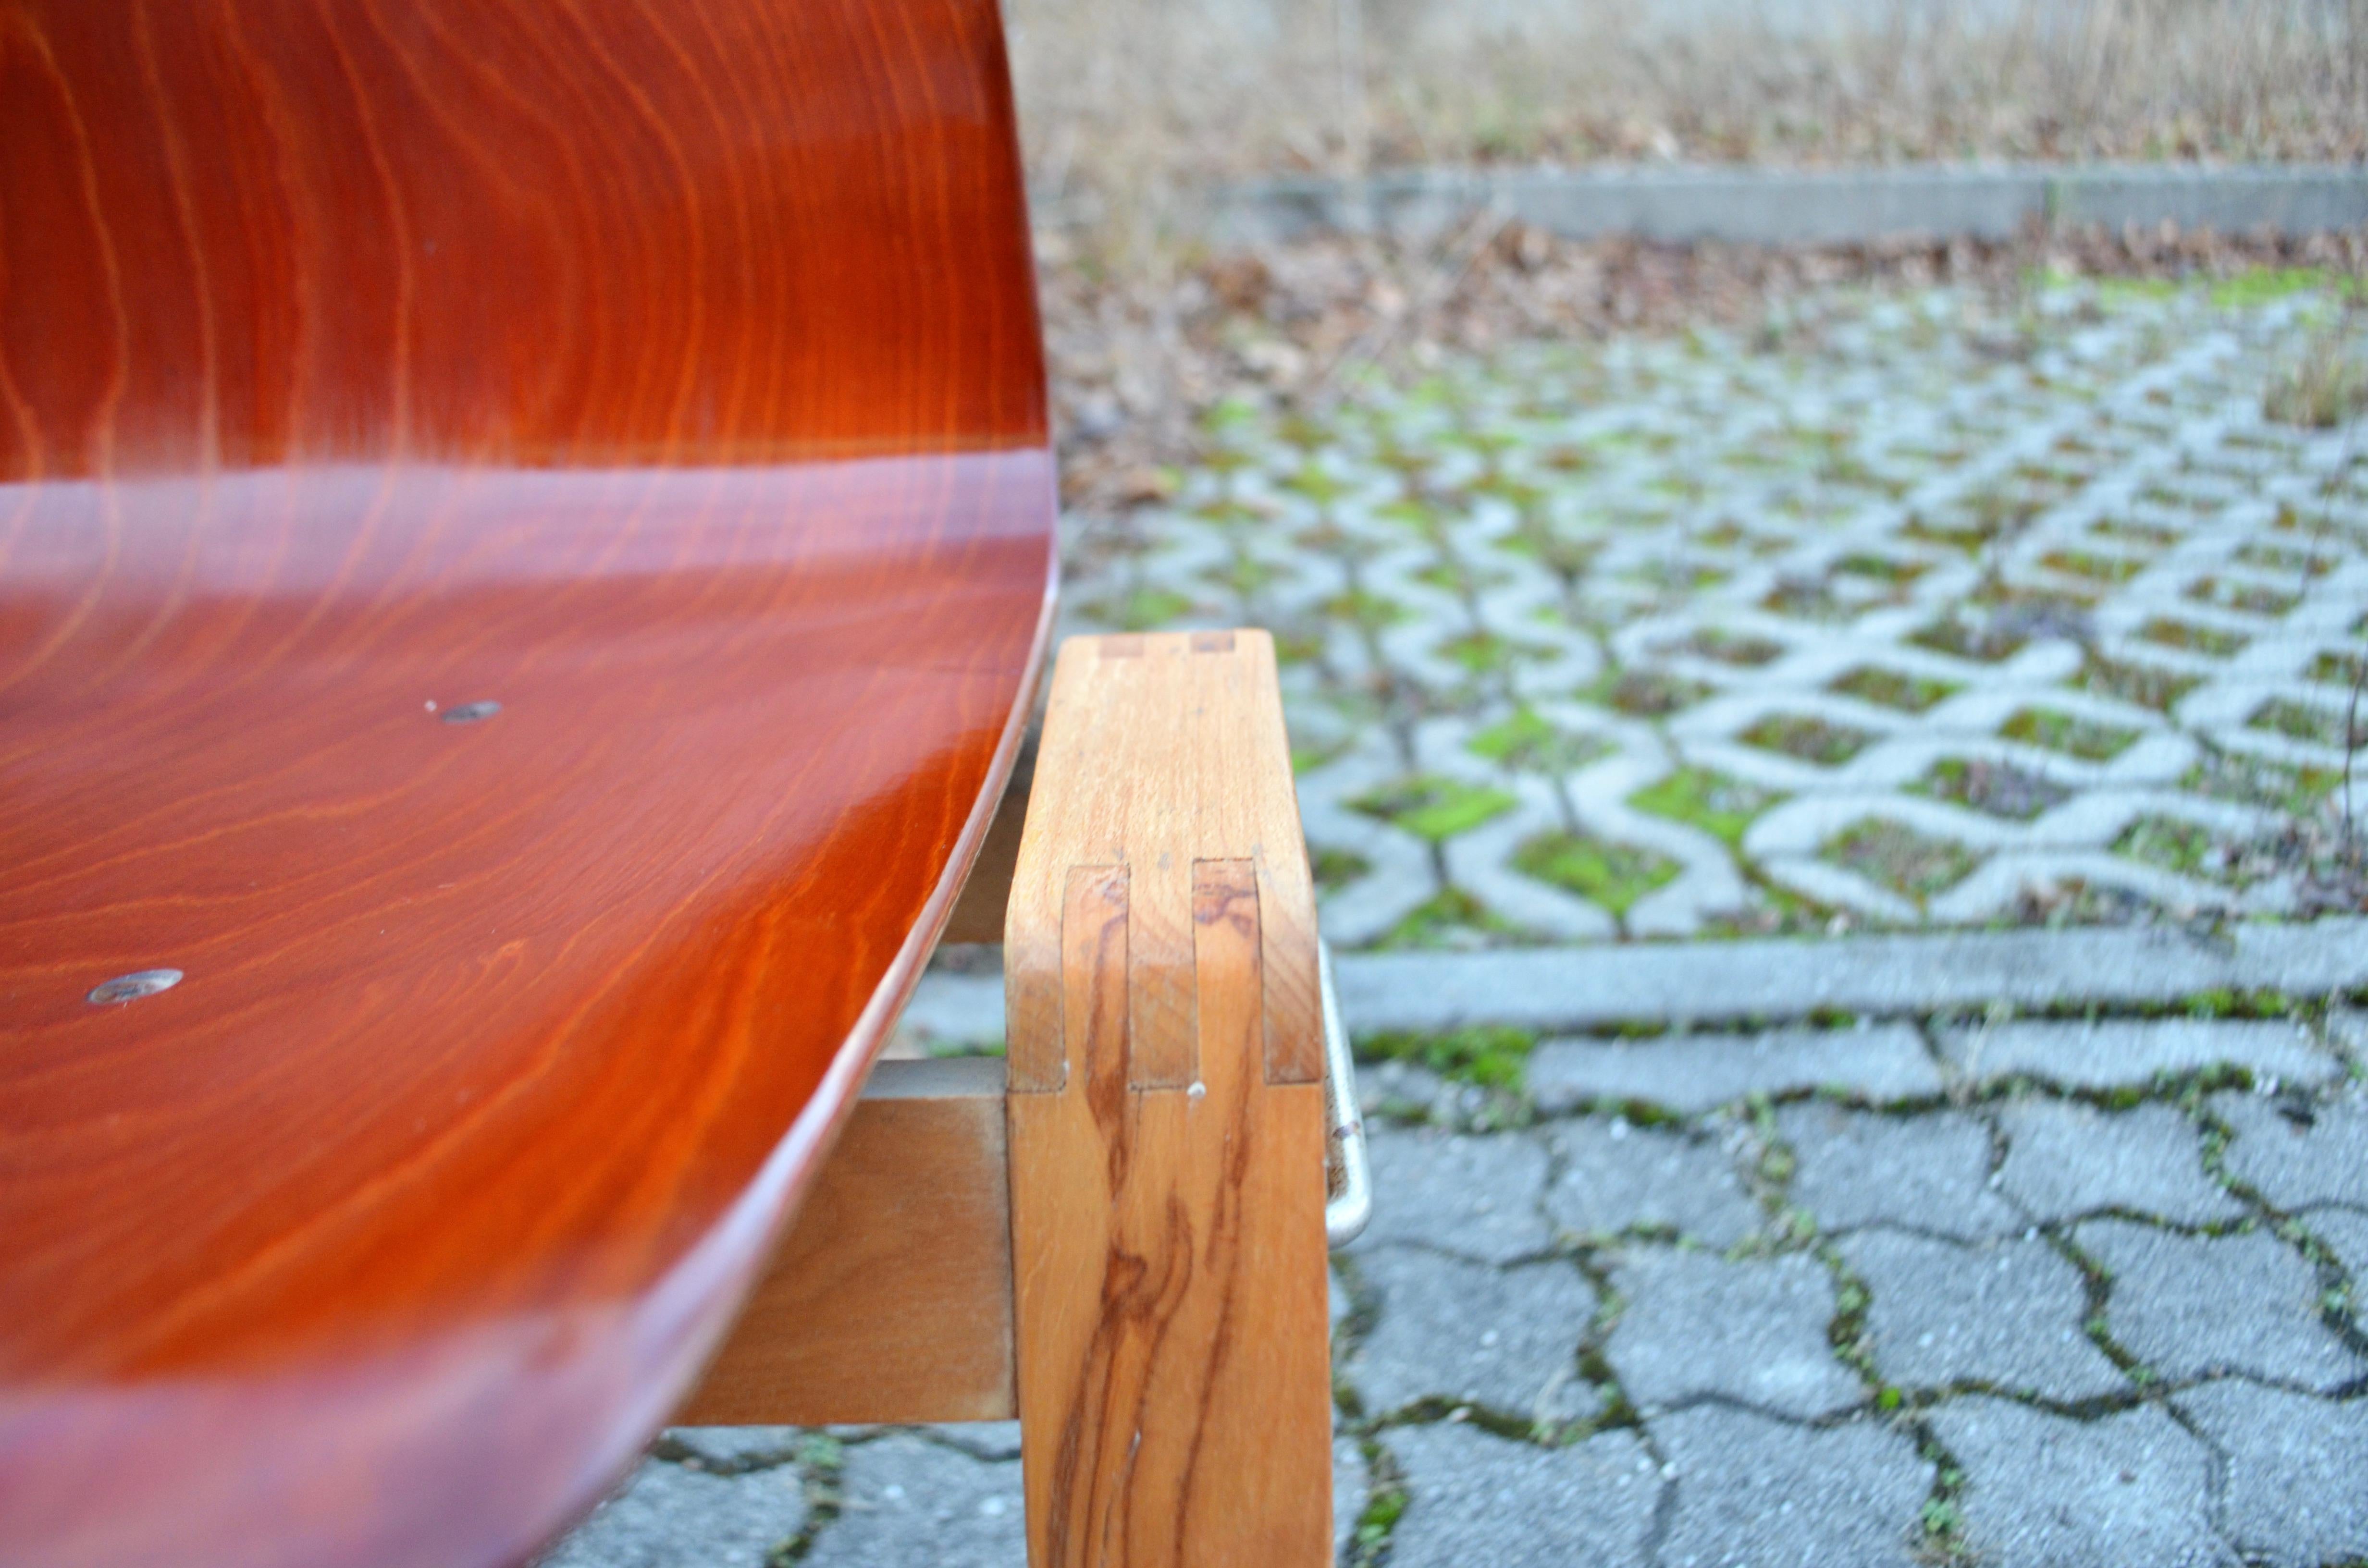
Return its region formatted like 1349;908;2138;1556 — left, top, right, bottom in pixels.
0;3;1053;1564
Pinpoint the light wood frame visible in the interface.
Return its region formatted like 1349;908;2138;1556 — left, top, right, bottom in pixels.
680;628;1334;1567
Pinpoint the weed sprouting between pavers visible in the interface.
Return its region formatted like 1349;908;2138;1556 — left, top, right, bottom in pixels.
1513;831;1681;919
1628;767;1784;846
1356;1024;1538;1092
1824;818;1983;902
761;1433;849;1566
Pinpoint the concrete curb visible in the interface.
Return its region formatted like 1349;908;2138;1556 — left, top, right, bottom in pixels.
1330;918;2368;1033
1174;163;2367;247
901;918;2368;1042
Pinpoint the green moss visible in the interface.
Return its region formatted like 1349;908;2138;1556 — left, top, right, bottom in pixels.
1825;818;1980;901
2040;548;2144;583
1915;758;2072;821
1439;629;1545;675
1320;587;1409;630
1350;775;1517;841
1087;587;1193;632
1628;767;1782;846
1513;830;1680;917
2001;707;2139;761
1311;846;1373;890
1676;627;1786;666
1374;888;1526;951
2233;541;2332;579
2182;752;2340;816
2114;814;2227;881
2186;576;2300;618
1834;552;1924;584
1279;462;1349;503
2210;266;2338;308
1910;614;2027;663
1740;713;1873;766
2072;652;2200;712
2307;649;2366;688
2089;516;2182;550
1468;708;1611;774
2249;697;2348;747
1581;668;1713;717
1359;1023;1538;1090
1829;665;1958;713
2140;615;2245;658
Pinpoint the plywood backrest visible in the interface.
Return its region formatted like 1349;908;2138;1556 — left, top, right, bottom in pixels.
0;0;1046;478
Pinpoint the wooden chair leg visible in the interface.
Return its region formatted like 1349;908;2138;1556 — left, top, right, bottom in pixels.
1003;630;1334;1568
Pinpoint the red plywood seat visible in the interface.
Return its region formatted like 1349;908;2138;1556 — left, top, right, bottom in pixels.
0;5;1053;1564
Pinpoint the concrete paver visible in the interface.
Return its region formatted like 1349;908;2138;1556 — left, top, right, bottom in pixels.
1994;1099;2244;1225
1606;1250;1862;1418
1381;1423;1658;1568
1529;1022;1940;1115
1928;1399;2230;1568
1348;1126;1551;1263
1778;1104;2023;1239
2075;1221;2365;1390
2176;1381;2368;1568
541;1461;809;1568
1543;1119;1760;1245
1343;1248;1596;1419
802;1435;1022;1568
1654;1406;1931;1568
2212;1090;2368;1210
1939;1018;2342;1091
1840;1230;2126;1398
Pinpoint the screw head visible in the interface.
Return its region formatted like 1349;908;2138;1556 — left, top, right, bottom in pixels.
87;969;183;1004
440;700;501;724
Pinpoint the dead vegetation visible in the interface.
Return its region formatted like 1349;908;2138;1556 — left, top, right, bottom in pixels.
1040;220;2368;515
1010;0;2368;264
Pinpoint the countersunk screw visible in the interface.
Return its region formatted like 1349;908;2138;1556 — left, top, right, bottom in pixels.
88;969;183;1004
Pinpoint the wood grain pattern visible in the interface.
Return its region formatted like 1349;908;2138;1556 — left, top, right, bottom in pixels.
0;3;1053;1565
677;1056;1015;1427
1005;631;1333;1568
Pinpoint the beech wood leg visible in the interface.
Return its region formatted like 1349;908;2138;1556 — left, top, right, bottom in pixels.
684;628;1332;1567
1003;630;1334;1568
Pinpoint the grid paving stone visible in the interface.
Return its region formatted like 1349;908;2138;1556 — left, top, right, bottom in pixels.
1938;1018;2341;1091
2176;1381;2368;1568
1066;277;2368;946
1653;1405;1931;1568
1994;1099;2244;1225
1927;1398;2231;1568
1777;1104;2022;1239
802;1434;1020;1568
2212;1090;2368;1211
1343;1248;1596;1419
1381;1422;1658;1568
1542;1119;1760;1246
1347;1126;1550;1263
540;1459;809;1568
1605;1249;1862;1418
1529;1022;1941;1115
2074;1220;2365;1390
1839;1230;2126;1398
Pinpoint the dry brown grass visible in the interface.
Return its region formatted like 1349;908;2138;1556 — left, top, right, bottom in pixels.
1042;220;2368;514
1009;0;2368;262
